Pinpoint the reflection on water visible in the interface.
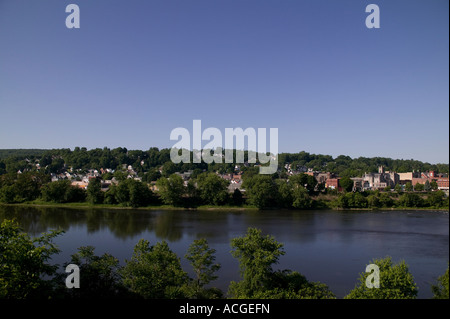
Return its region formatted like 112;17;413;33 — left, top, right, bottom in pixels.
0;205;448;298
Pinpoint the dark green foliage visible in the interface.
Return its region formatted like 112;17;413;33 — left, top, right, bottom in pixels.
228;228;335;299
334;192;368;209
398;193;424;208
345;257;418;299
431;265;449;299
242;175;278;209
41;180;86;203
87;177;104;204
185;239;223;299
156;174;185;206
0;220;63;299
59;246;127;299
231;188;244;206
0;172;50;203
339;176;354;192
195;172;230;206
105;179;154;207
121;239;189;299
427;190;448;208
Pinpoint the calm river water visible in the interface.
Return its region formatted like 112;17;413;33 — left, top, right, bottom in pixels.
1;205;448;298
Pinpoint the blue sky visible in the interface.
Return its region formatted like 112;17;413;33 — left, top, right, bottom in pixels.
0;0;448;164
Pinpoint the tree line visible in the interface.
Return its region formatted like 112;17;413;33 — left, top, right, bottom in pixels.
0;171;448;210
1;220;448;299
0;147;448;178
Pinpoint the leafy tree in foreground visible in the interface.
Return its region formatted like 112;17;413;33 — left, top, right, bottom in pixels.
431;265;449;299
228;227;335;299
228;227;285;297
185;239;222;299
0;219;63;299
59;246;126;299
345;256;418;299
121;239;189;298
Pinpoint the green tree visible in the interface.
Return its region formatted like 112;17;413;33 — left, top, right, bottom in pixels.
430;180;438;190
252;270;335;299
345;257;418;299
60;246;126;298
0;172;50;203
335;192;368;209
243;175;277;209
87;178;104;204
228;228;334;299
427;190;448;208
162;161;178;177
185;239;222;299
121;239;189;298
0;219;63;299
156;174;185;206
339;176;354;192
414;183;424;191
228;228;285;297
291;185;313;209
195;172;229;206
378;192;394;208
289;173;317;193
367;194;381;208
431;265;449;299
276;179;293;208
398;193;424;208
111;179;153;208
405;182;413;192
41;180;86;203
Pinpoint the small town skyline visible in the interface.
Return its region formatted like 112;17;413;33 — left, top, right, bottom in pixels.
4;147;448;196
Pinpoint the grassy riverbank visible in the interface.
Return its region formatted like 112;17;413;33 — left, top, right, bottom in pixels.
1;198;448;211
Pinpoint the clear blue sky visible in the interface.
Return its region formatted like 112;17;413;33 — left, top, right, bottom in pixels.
0;0;448;164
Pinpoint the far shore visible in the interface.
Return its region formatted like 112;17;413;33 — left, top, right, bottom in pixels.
1;202;448;212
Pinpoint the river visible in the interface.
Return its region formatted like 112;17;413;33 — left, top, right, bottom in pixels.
0;205;448;298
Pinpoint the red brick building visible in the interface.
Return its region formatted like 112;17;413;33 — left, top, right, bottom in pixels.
325;178;341;192
437;177;449;190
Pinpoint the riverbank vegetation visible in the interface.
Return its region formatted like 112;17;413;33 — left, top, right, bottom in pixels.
0;171;448;210
1;148;449;210
1;220;447;299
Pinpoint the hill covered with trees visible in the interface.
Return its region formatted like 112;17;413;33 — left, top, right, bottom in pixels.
0;147;448;177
